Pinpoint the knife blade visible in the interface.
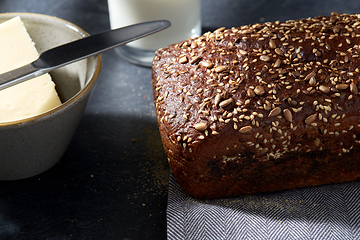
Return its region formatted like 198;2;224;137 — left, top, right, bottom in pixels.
0;20;171;91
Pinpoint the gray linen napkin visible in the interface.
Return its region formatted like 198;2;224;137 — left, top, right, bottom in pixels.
167;172;360;239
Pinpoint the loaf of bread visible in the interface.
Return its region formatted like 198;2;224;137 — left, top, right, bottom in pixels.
152;12;360;199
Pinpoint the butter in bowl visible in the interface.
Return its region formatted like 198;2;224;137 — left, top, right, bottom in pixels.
0;12;102;180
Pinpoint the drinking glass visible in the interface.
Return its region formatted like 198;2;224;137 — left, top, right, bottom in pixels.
108;0;202;67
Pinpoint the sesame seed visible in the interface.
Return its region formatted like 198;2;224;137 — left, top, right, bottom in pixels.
152;13;360;162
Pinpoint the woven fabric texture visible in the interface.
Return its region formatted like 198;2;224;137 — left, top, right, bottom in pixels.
167;172;360;240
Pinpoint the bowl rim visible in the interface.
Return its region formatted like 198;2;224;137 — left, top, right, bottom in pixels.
0;12;102;128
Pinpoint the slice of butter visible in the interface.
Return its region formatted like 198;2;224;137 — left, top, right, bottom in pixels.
0;16;61;123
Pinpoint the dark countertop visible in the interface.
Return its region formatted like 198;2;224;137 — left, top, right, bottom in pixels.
0;0;359;239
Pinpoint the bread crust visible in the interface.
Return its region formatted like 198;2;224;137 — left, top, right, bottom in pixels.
152;13;360;198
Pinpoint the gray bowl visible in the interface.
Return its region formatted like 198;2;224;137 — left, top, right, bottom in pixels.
0;13;102;180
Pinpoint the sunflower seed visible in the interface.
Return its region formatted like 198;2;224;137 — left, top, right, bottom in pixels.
269;39;276;49
268;107;281;117
304;71;316;81
247;88;255;97
190;56;201;64
194;122;207;131
274;48;283;56
239;49;248;55
350;82;358;94
219;98;233;108
283;109;293;122
214;94;221;106
214;65;228;73
254;85;265;96
241;29;253;34
305;113;317;125
335;83;349;90
319;85;330;94
179;56;188;64
260;55;270;62
239;126;252;134
309;76;317;86
190;42;198;49
274;59;281;68
314;138;321;147
200;61;214;69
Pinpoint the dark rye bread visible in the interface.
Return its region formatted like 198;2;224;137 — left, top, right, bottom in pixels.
152;12;360;199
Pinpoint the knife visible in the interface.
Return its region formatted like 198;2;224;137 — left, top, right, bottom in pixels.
0;20;171;91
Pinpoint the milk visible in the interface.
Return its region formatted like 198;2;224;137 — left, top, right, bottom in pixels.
108;0;201;51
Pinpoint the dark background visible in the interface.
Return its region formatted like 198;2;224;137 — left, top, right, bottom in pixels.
0;0;359;239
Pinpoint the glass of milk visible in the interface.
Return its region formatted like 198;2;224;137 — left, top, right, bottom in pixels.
108;0;202;67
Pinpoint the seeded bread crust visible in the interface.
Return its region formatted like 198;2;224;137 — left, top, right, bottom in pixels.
152;12;360;199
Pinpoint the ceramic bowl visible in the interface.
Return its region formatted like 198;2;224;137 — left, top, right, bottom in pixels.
0;13;102;180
